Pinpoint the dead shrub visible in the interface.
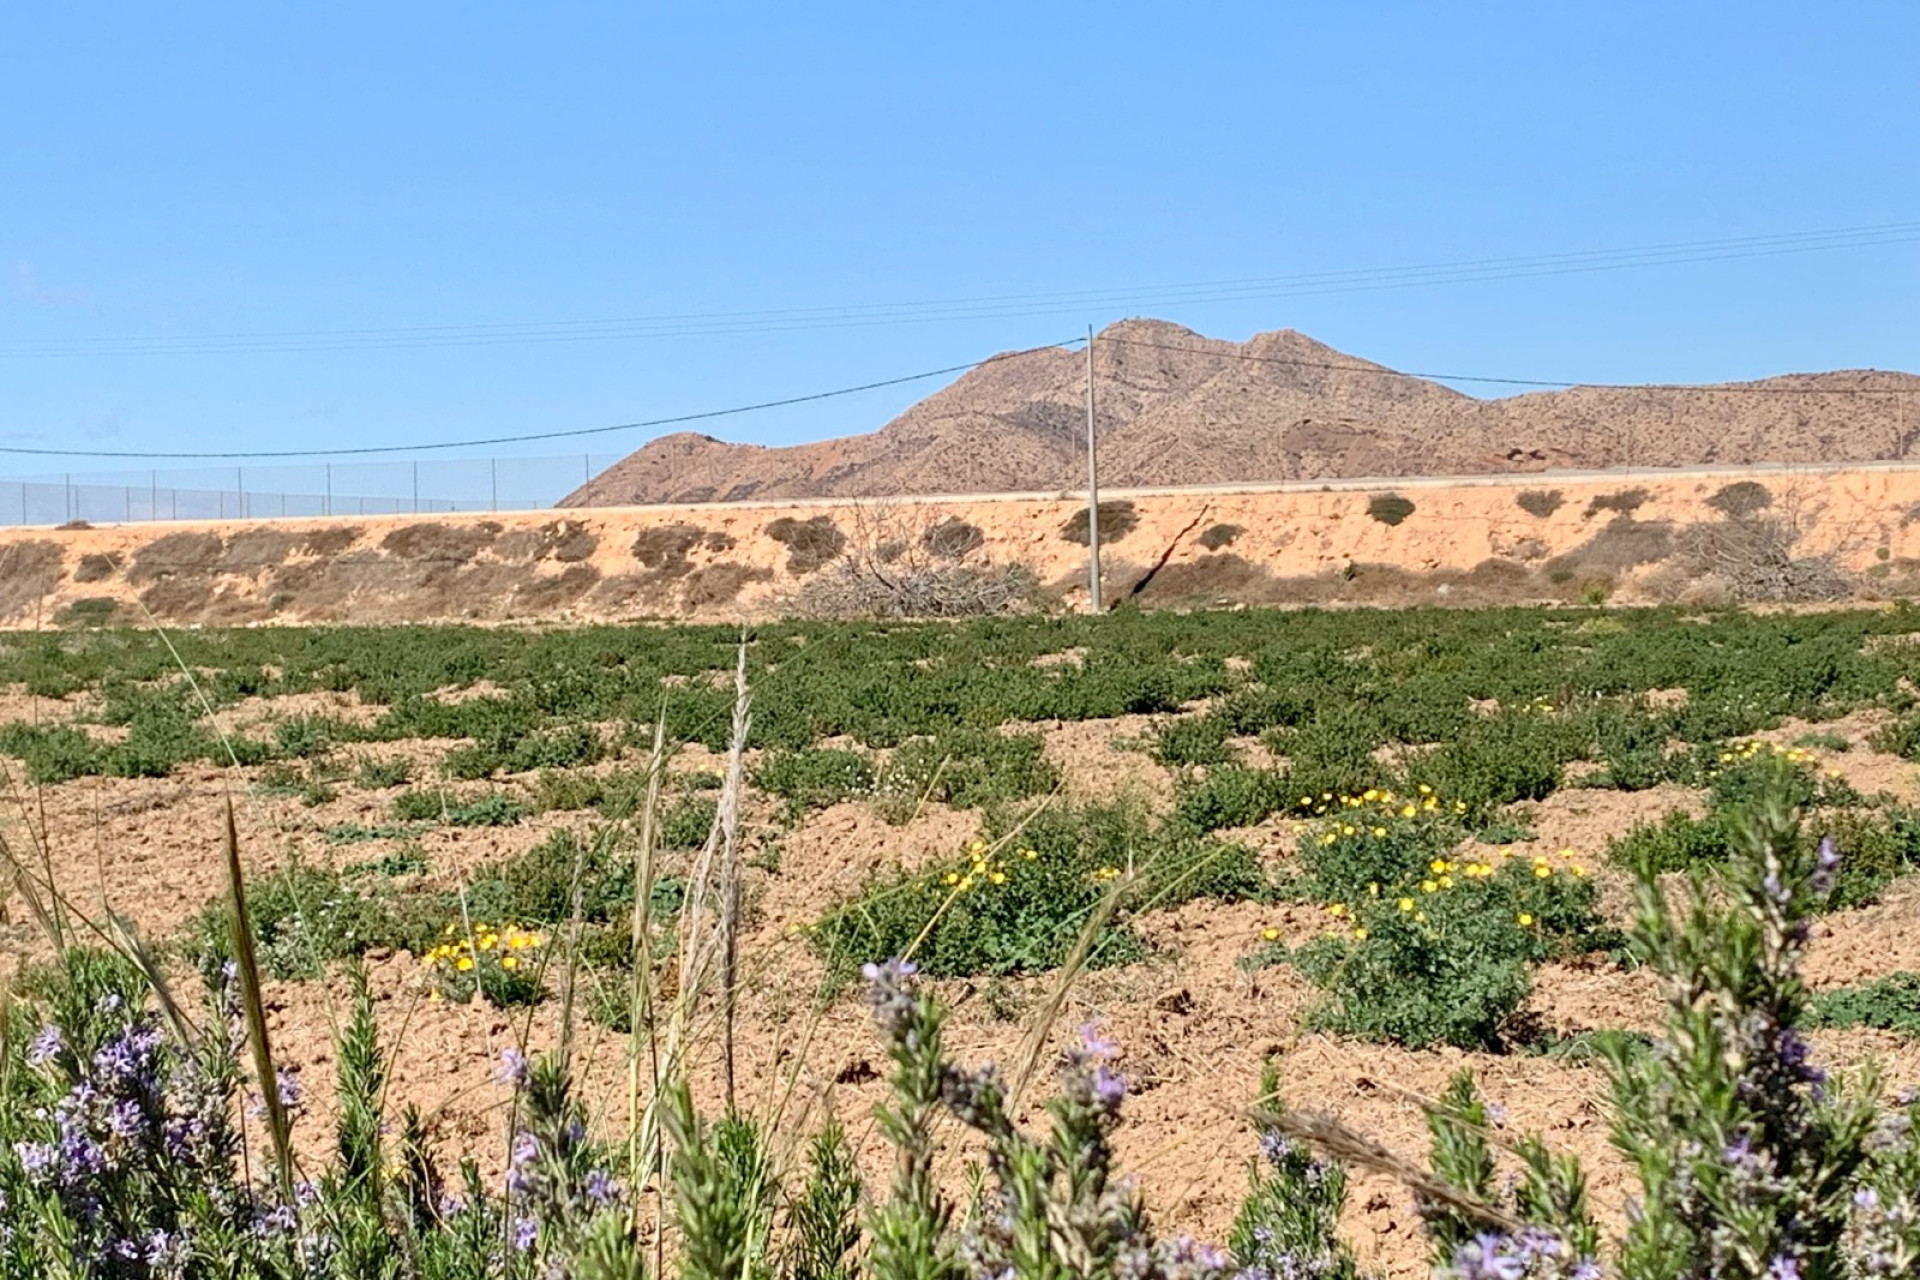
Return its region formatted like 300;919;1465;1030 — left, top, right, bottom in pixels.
920;516;984;560
1681;502;1850;603
787;503;1037;619
1585;487;1650;518
683;564;774;607
1706;480;1774;518
1516;489;1564;518
73;553;118;583
765;515;847;574
1543;516;1674;579
1058;500;1139;545
633;524;731;576
1197;522;1244;550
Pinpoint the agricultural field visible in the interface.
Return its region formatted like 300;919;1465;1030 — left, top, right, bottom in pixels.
4;604;1920;1277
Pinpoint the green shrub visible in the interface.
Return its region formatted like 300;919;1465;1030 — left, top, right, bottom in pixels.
1367;493;1416;526
810;801;1262;979
660;794;718;850
353;754;413;789
1295;805;1464;905
1293;860;1605;1050
1402;711;1569;818
1608;809;1730;875
1808;972;1920;1036
0;724;100;784
1148;715;1232;767
752;747;874;814
1173;766;1290;832
879;730;1056;812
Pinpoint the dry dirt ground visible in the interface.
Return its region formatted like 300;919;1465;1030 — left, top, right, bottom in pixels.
3;696;1919;1278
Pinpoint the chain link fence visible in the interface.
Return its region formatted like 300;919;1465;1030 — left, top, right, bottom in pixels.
1;454;630;526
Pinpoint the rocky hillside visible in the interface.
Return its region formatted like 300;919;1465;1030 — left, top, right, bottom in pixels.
563;319;1920;506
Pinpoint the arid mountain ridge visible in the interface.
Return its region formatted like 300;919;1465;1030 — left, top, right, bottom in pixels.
563;319;1920;507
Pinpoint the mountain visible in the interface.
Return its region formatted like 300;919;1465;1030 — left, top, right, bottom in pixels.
561;319;1920;506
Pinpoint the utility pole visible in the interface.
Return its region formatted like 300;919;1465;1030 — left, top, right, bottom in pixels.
1085;324;1103;614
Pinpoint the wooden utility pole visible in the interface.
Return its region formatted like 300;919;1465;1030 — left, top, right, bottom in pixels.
1085;324;1103;613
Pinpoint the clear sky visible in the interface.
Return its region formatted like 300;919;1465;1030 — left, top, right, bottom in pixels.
4;1;1917;479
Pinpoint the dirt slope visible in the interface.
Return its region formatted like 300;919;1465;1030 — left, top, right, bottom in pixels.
12;463;1920;627
563;319;1920;506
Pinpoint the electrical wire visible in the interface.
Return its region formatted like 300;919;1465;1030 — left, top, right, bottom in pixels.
0;340;1082;460
4;220;1917;358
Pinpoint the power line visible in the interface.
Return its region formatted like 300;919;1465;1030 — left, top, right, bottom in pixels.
0;340;1082;460
5;220;1918;358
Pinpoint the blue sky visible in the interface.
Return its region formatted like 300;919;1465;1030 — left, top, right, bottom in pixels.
4;1;1917;482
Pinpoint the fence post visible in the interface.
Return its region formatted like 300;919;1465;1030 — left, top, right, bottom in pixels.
325;465;332;517
150;471;158;522
125;486;132;523
66;474;73;523
491;458;498;511
237;467;244;519
412;460;419;514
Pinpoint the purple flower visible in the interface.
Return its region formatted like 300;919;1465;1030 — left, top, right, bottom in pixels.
276;1066;304;1113
14;1141;57;1181
584;1168;618;1205
1812;835;1841;894
1767;1258;1802;1280
1259;1130;1295;1167
1091;1064;1127;1110
861;958;921;1038
498;1048;531;1088
1856;1187;1881;1210
512;1217;537;1252
1450;1233;1526;1280
1079;1023;1119;1059
26;1025;64;1067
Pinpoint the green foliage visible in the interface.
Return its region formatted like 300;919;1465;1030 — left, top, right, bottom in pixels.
1233;1059;1357;1280
782;1121;865;1280
1172;765;1290;831
1294;859;1605;1050
389;788;527;826
664;1084;779;1280
1808;972;1920;1036
879;729;1057;813
753;746;875;814
0;723;99;784
811;801;1262;978
352;754;413;789
1367;493;1416;526
659;793;719;850
1604;758;1888;1280
1148;715;1233;767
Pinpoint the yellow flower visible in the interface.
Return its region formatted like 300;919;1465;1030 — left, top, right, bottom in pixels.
1397;897;1415;912
944;871;961;886
1517;913;1535;927
990;871;1008;885
1370;827;1387;838
479;933;498;951
1351;927;1369;941
1363;789;1379;802
1438;875;1454;889
1429;859;1448;874
1021;848;1039;861
958;876;975;891
1401;804;1417;818
1414;910;1427;922
1342;825;1356;836
1367;882;1380;897
1534;864;1552;879
456;957;474;972
1417;784;1432;794
1262;927;1280;942
1421;879;1438;894
1570;864;1588;878
500;955;518;970
1328;903;1347;917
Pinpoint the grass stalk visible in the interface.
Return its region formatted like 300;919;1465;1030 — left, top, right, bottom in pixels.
224;794;295;1198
